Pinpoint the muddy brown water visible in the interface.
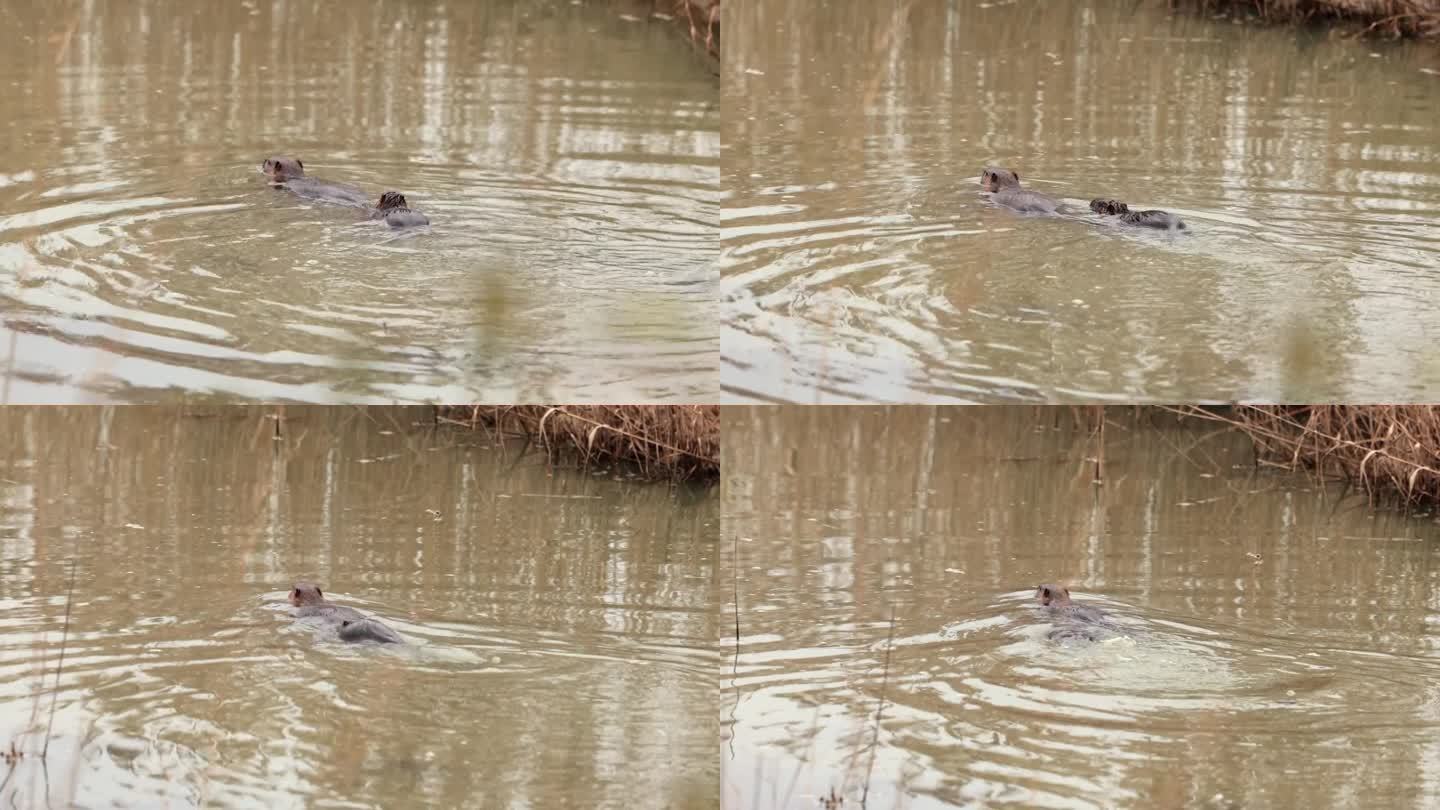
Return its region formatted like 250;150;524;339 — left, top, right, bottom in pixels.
723;406;1440;809
0;0;718;404
722;1;1440;403
0;406;717;809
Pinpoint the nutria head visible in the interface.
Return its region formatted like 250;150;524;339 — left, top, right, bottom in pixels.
1089;198;1129;216
1035;583;1071;607
262;157;304;183
980;167;1021;192
376;191;408;211
289;581;325;607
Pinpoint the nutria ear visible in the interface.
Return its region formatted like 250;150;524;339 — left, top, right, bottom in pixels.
1062;587;1070;599
296;160;303;169
316;586;322;597
1013;172;1020;183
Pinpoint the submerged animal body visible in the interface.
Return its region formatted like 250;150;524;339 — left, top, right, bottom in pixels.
261;156;371;208
979;166;1060;214
1089;198;1186;230
289;581;402;644
372;191;430;228
339;617;405;644
1035;583;1118;642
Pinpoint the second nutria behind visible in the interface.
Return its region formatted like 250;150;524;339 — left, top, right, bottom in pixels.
1089;198;1186;230
373;191;430;228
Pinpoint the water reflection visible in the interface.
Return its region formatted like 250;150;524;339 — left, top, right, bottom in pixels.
0;406;717;809
0;0;719;403
722;2;1440;403
723;406;1440;808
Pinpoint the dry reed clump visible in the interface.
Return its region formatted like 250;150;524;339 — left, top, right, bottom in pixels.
1175;0;1440;38
1183;405;1440;505
438;405;718;482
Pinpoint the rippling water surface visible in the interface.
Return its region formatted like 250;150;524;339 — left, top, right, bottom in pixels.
0;0;718;403
723;406;1440;808
0;406;717;809
722;1;1440;403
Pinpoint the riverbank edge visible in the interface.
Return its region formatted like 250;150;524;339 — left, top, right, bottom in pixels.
1168;0;1440;40
1180;405;1440;508
438;405;719;484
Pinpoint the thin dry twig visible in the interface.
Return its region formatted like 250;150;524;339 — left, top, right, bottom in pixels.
44;559;77;758
861;604;897;807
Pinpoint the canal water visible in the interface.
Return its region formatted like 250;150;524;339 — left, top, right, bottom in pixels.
724;406;1440;808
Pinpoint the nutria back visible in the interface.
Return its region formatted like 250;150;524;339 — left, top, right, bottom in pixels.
339;618;404;644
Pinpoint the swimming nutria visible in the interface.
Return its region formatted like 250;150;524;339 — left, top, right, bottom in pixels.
373;191;430;228
1089;198;1186;230
288;581;403;643
261;156;370;208
979;166;1060;215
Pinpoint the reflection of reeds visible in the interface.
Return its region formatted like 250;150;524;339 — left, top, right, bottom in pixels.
439;405;719;482
861;605;896;806
1172;0;1440;38
623;0;719;60
44;559;77;757
1181;405;1440;506
675;0;720;60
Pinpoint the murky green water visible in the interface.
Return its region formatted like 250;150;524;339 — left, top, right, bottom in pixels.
723;406;1440;808
0;0;718;404
0;406;717;809
722;1;1440;403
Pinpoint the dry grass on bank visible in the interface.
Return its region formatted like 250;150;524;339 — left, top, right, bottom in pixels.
438;405;719;483
1181;405;1440;506
1174;0;1440;39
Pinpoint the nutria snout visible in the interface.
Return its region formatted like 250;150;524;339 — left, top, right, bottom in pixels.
980;166;1022;193
262;156;305;183
290;580;324;607
1035;582;1111;627
1035;583;1071;607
